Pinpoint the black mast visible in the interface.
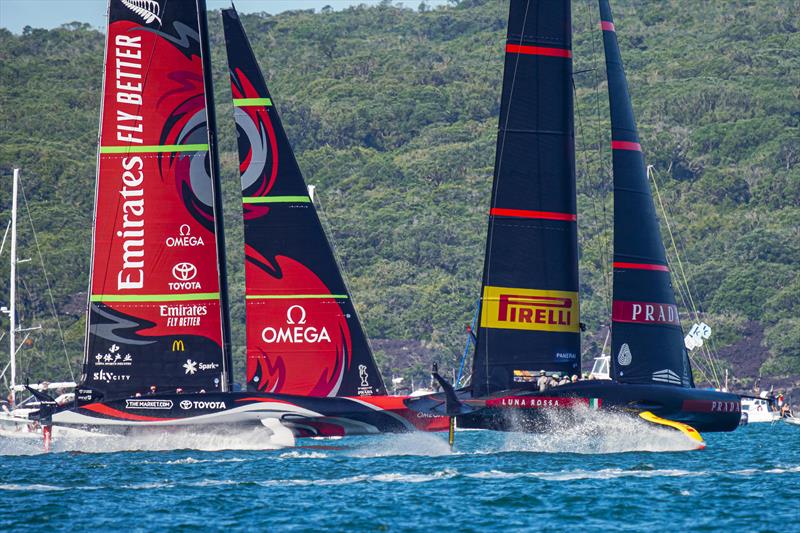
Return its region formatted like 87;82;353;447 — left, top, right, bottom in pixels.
197;0;234;390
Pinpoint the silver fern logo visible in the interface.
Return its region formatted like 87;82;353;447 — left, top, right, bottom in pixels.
120;0;162;25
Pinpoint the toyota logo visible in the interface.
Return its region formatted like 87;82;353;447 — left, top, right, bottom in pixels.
172;262;197;281
180;400;193;410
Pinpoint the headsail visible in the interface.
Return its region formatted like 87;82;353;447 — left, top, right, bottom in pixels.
472;0;581;397
80;0;231;401
600;0;693;387
221;7;386;397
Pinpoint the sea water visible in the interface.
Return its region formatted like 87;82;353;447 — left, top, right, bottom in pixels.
1;417;798;531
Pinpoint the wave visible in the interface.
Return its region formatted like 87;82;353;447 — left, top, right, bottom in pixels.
278;451;329;459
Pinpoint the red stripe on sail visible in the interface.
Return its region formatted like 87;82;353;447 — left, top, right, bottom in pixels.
490;208;577;222
82;403;177;422
506;43;572;58
611;140;642;151
613;262;669;272
600;21;616;32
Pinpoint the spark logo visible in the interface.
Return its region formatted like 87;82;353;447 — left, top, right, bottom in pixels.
481;286;579;333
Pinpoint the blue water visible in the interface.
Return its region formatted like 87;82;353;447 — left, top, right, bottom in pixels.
1;419;798;531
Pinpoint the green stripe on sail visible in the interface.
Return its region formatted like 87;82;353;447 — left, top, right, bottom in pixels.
91;292;220;302
99;144;209;154
233;98;273;107
246;294;348;300
242;196;311;204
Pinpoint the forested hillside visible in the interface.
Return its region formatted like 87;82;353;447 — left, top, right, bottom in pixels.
0;0;798;392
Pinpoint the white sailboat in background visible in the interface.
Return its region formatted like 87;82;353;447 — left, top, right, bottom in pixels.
0;168;81;446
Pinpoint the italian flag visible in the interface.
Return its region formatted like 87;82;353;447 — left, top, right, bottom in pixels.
588;398;601;410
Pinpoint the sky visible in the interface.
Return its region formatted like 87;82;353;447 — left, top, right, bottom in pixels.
0;0;450;33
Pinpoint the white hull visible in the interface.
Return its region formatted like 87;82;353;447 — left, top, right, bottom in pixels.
741;397;779;423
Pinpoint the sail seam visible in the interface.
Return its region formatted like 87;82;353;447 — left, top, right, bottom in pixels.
612;262;669;272
233;97;273;107
245;294;349;300
99;144;209;153
490;208;576;221
506;43;572;58
90;293;220;302
242;196;311;203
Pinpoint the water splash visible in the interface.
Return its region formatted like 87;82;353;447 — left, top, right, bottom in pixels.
0;425;289;455
492;405;702;454
347;431;454;458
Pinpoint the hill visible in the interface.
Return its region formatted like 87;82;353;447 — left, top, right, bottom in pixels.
0;0;798;394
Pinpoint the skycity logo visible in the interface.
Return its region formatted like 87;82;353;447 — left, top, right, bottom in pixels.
261;305;332;344
481;286;579;333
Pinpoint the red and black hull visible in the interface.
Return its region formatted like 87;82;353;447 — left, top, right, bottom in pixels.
50;392;448;438
451;381;741;433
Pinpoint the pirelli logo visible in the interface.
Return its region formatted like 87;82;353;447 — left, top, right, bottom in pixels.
481;286;579;333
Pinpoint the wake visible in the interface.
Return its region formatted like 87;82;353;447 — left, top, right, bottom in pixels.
494;404;701;453
0;425;288;455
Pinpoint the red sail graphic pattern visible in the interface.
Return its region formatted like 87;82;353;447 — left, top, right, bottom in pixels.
82;3;227;401
222;7;386;397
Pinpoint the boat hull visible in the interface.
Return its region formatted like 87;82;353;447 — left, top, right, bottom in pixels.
452;381;741;433
48;392;448;437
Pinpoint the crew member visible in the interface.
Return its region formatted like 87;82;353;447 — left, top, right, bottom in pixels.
537;370;548;392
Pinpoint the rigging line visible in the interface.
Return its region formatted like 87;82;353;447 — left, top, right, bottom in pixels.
0;219;10;257
572;79;609;323
648;166;721;386
480;0;532;391
313;188;379;363
18;176;76;382
662;253;713;385
584;0;612;317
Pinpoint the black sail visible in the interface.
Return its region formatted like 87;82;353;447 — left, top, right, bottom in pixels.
472;0;580;397
221;8;386;397
600;0;693;387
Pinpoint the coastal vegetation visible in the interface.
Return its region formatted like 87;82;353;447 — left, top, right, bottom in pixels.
0;0;797;390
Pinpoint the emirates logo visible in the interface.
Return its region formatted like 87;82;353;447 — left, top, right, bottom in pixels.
120;0;162;25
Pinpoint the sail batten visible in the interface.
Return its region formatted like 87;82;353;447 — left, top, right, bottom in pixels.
601;0;693;387
221;7;386;398
472;0;580;397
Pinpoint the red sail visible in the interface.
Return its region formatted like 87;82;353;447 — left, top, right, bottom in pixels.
221;7;386;397
80;0;228;402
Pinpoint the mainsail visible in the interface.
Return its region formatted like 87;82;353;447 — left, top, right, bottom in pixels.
221;7;386;397
80;0;231;401
472;0;581;397
600;0;693;387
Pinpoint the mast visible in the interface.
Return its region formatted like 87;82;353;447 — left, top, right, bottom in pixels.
8;169;18;405
472;0;580;397
197;0;233;391
221;7;386;397
600;0;693;387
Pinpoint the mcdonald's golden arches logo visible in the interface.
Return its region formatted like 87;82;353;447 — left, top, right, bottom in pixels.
171;339;185;352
